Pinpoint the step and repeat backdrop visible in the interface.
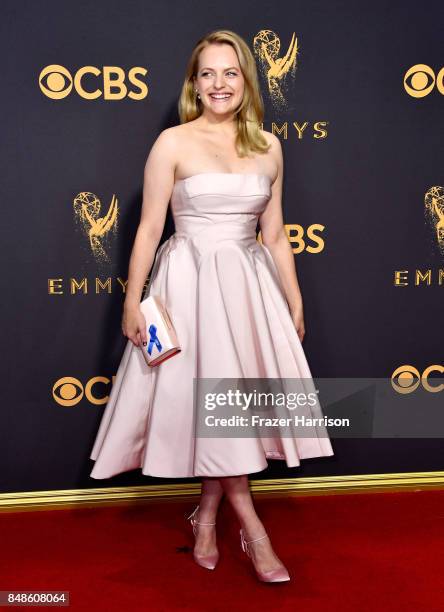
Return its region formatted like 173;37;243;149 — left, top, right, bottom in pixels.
1;0;443;494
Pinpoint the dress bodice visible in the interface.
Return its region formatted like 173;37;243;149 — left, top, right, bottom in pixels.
170;173;272;241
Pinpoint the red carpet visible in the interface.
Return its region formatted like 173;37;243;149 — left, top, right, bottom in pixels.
1;489;443;611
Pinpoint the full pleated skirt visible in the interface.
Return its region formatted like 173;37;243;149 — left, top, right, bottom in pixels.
89;234;334;478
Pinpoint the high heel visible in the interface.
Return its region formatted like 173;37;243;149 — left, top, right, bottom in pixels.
186;505;219;570
240;528;290;583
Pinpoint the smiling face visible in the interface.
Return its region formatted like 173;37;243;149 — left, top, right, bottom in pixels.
193;43;245;118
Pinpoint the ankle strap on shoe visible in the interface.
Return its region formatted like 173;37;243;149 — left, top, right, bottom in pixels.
186;505;216;536
240;529;268;556
246;534;268;544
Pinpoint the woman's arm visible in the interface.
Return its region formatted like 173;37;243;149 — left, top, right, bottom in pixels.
258;134;305;341
122;128;177;346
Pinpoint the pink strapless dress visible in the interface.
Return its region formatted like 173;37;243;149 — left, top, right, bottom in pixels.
89;173;334;479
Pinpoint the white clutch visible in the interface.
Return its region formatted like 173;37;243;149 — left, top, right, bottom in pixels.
139;295;181;367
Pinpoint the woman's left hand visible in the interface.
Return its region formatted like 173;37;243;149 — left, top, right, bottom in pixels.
290;304;305;343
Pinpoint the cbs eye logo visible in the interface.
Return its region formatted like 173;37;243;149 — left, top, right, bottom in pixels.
391;365;444;394
53;376;115;406
39;64;148;100
403;64;444;98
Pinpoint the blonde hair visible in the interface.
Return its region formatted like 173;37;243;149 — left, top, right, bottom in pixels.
178;29;270;158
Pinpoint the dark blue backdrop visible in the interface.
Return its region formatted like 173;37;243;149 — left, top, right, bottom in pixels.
1;0;443;493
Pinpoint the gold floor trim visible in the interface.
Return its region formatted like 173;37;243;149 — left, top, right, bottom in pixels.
1;471;444;513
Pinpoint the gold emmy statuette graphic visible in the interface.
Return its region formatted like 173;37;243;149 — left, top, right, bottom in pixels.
424;186;444;255
253;30;299;108
73;192;119;263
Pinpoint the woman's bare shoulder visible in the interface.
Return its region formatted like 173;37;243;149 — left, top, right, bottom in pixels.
261;129;281;150
147;125;191;166
258;129;282;181
157;123;194;145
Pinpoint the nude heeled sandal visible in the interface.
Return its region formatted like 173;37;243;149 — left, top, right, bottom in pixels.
240;528;290;583
186;505;220;570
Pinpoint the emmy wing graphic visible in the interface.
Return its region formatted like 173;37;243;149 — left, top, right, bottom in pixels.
253;30;299;108
73;192;119;263
424;186;444;255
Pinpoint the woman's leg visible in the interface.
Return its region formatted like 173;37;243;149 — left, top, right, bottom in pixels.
219;474;285;573
193;477;224;556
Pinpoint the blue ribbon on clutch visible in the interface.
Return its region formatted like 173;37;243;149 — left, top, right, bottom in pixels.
147;324;163;355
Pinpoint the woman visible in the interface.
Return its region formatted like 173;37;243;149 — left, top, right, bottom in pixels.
90;29;334;583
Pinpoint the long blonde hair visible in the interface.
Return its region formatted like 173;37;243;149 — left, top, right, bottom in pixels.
178;30;270;158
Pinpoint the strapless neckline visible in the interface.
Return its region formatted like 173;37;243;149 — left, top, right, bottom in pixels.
174;172;272;188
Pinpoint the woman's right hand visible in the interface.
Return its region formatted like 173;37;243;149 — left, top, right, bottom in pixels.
122;302;148;348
